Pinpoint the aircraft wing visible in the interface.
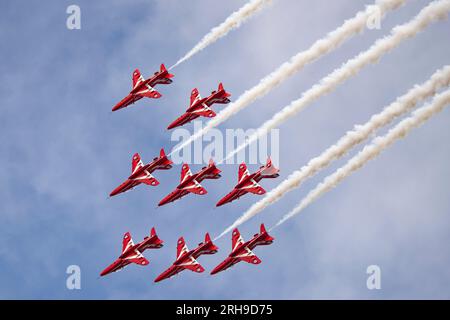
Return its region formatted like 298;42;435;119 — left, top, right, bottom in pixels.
193;105;216;118
133;170;160;186
131;154;144;175
176;237;189;260
133;70;145;89
232;228;245;251
189;88;202;107
180;164;193;183
239;179;266;195
122;232;135;254
125;250;150;266
178;256;205;273
238;163;250;183
135;84;162;99
182;179;207;195
236;247;262;265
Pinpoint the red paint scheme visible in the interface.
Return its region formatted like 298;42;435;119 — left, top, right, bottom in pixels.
100;227;164;277
110;148;173;197
210;224;274;275
167;83;231;129
216;158;279;207
154;233;218;282
158;159;222;206
112;64;174;112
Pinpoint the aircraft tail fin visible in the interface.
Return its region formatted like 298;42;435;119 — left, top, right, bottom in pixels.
260;223;267;234
259;223;275;243
158;148;173;168
160;64;174;79
218;83;230;97
214;82;231;104
202;232;218;254
208;159;222;178
259;157;280;178
149;227;164;247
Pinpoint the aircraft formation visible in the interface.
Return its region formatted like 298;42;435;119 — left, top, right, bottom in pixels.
104;64;279;281
98;0;450;288
100;224;274;282
109;65;279;207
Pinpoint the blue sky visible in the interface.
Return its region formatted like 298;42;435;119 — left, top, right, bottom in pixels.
0;0;449;299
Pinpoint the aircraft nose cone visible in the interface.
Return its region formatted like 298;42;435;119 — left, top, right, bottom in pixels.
216;198;226;207
210;268;219;275
158;198;169;206
167;121;176;130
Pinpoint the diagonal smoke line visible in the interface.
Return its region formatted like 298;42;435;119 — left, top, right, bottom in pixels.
273;89;450;229
170;0;273;70
171;0;406;155
222;0;450;163
216;65;450;240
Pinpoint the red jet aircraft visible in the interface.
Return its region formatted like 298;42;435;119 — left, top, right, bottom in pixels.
158;159;221;206
100;227;164;277
216;158;279;207
210;224;274;275
112;64;174;112
110;148;173;197
154;233;218;282
167;83;231;129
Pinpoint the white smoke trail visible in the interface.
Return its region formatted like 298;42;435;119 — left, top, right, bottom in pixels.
222;0;450;162
171;0;405;155
215;66;450;239
273;89;450;229
170;0;273;69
